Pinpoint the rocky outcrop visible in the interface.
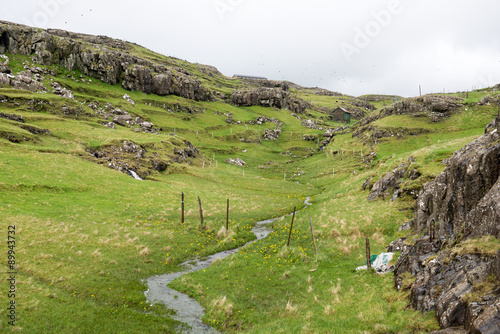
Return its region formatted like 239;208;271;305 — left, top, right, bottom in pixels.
89;139;198;178
413;118;500;241
367;158;421;201
122;65;154;93
478;95;500;106
231;87;287;108
354;95;466;142
394;108;500;333
10;70;47;92
19;124;51;135
0;21;211;101
173;141;199;164
231;87;309;114
395;236;499;331
394;235;500;334
0;112;24;123
388;95;465;116
353;125;431;145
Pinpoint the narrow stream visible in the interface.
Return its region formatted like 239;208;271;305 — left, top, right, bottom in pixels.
144;197;312;333
127;169;143;180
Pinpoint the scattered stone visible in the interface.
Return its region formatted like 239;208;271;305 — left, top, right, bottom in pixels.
0;72;11;85
478;95;499;106
113;114;133;126
104;122;115;129
51;82;73;99
225;158;246;167
123;94;135;104
301;119;321;130
263;128;281;141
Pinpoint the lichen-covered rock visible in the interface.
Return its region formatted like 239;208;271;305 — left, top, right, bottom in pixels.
394;109;500;334
368;158;419;201
152;73;173;96
51;82;73;99
465;297;500;334
402;247;498;331
231;87;309;113
413;123;500;240
0;21;211;101
122;65;153;93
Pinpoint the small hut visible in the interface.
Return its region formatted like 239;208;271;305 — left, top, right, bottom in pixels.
331;107;351;124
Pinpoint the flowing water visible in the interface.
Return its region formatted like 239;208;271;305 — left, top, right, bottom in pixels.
128;170;143;180
145;197;312;333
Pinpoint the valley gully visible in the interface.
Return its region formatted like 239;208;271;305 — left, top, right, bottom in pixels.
145;197;312;333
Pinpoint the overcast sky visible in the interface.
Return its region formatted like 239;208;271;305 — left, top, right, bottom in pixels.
3;0;500;97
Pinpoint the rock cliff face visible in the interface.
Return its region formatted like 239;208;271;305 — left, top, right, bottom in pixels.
394;107;500;333
413;113;500;241
0;21;210;101
231;87;309;114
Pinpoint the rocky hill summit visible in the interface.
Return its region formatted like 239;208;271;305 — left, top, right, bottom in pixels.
394;107;500;333
0;20;311;113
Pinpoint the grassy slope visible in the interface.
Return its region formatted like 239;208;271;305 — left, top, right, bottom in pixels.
0;48;498;333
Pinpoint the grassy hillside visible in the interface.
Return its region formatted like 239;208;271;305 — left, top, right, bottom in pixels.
1;39;499;333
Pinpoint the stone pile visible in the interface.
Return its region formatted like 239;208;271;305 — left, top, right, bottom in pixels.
225;158;246;167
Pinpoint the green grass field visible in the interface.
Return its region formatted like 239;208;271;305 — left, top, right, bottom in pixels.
1;49;499;333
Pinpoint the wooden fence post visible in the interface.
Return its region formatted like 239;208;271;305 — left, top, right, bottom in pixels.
181;192;185;224
366;237;371;270
310;218;318;258
226;198;229;230
198;196;204;228
287;207;297;247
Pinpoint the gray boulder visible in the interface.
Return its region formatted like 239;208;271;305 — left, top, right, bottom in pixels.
122;65;153;93
225;158;246;167
152;73;173;96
